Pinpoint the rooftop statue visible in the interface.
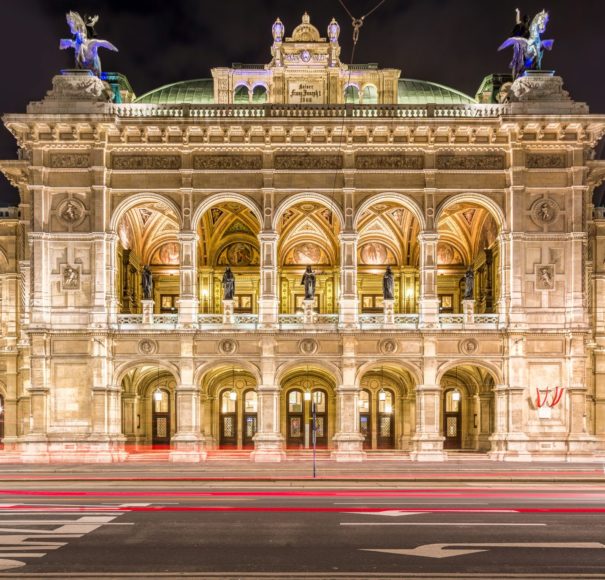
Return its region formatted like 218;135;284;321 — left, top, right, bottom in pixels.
498;9;554;79
60;11;118;77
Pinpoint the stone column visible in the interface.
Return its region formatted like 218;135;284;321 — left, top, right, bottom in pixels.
258;231;279;328
105;234;119;325
170;385;205;462
30;235;50;326
90;385;126;462
251;337;285;462
338;231;359;328
332;337;364;461
177;231;199;328
418;232;439;328
20;387;49;463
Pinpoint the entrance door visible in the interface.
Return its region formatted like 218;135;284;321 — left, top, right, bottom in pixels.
152;389;170;447
311;390;328;448
443;388;462;449
287;390;304;448
0;395;4;449
219;390;238;448
359;390;371;449
377;389;395;449
242;390;258;449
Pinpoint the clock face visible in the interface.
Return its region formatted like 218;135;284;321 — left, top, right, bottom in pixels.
300;50;311;62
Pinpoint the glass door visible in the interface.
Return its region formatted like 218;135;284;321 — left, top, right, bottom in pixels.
243;390;258;449
152;389;170;448
287;390;304;448
359;390;371;449
219;390;238;448
377;389;395;449
311;390;328;448
443;389;462;449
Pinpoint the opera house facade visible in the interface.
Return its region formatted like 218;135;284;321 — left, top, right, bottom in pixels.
0;13;605;463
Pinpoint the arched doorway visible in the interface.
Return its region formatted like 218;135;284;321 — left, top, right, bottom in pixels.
0;394;4;449
358;365;415;450
120;365;177;451
201;366;258;450
440;364;496;452
281;368;335;450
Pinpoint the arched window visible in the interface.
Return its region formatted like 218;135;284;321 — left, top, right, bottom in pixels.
244;390;258;413
344;85;359;104
378;389;393;414
361;84;378;104
234;85;249;104
221;389;237;414
252;85;268;103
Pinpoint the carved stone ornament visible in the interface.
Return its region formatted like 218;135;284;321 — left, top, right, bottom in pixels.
57;198;86;226
299;338;319;355
531;198;559;225
507;73;571;103
40;71;113;103
61;264;80;290
355;155;424;170
526;153;566;169
437;155;505;170
193;155;262;170
112;155;181;170
459;338;479;355
49;153;90;169
274;154;342;170
218;338;239;355
536;264;555;291
379;338;398;355
138;339;158;355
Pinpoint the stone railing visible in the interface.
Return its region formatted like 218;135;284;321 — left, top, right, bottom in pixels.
438;312;500;328
474;313;500;325
438;314;465;326
109;103;508;120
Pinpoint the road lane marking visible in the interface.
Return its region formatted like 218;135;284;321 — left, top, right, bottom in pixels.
344;522;545;526
342;510;418;517
363;542;605;559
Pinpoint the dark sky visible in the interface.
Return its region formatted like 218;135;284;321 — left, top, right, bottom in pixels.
1;0;604;205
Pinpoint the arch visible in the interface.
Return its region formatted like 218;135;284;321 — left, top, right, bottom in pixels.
344;84;360;103
355;359;422;387
114;359;181;387
361;83;378;104
435;193;507;232
234;84;250;104
435;358;503;386
354;193;426;231
194;359;261;387
275;359;342;386
109;193;183;232
191;193;263;232
252;85;268;104
273;192;345;231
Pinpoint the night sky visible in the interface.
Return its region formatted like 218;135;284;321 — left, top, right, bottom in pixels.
1;0;604;205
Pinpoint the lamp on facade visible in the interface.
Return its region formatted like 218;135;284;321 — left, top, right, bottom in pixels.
452;389;461;402
153;365;163;402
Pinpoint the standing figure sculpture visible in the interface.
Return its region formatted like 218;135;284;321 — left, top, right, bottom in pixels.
222;267;235;300
498;9;554;79
141;266;153;300
301;266;316;300
383;266;394;300
60;11;118;77
464;268;475;300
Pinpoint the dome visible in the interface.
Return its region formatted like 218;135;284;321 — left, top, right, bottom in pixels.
398;79;476;105
136;79;214;105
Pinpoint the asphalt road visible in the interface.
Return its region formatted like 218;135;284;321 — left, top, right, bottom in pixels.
0;482;604;579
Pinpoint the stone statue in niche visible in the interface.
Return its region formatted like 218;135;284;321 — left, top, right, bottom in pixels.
141;266;153;300
301;266;316;300
60;200;82;223
222;267;235;300
62;265;79;290
383;266;394;300
464;268;475;300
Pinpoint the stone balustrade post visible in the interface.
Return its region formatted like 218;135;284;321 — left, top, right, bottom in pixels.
177;231;199;328
258;231;279;328
418;232;439;328
338;231;359;328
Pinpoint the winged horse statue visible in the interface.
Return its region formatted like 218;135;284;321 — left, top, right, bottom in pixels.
60;11;118;77
498;9;554;79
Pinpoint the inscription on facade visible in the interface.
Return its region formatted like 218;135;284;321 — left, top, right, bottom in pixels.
437;155;505;170
526;153;567;169
355;155;424;170
274;154;342;170
288;80;323;104
193;155;262;170
112;155;181;170
49;153;90;168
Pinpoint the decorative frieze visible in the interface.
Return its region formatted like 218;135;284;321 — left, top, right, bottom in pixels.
274;154;342;170
436;155;505;170
526;153;566;169
112;155;181;170
193;155;262;170
355;154;424;170
48;153;90;168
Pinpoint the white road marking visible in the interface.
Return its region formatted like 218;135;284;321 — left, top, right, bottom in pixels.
363;542;605;559
342;510;418;517
343;522;545;526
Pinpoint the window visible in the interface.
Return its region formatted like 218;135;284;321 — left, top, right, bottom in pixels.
153;389;169;413
344;85;359;103
361;294;385;313
378;390;393;414
252;85;268;103
312;390;326;413
244;390;258;413
361;84;378;104
234;85;249;104
221;390;236;413
288;390;302;413
359;390;370;413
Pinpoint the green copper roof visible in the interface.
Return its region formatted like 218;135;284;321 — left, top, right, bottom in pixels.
398;79;475;105
135;78;475;106
136;79;214;105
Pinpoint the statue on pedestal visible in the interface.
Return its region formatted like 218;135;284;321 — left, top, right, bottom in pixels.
464;268;474;300
141;266;153;300
222;267;235;300
498;9;554;79
60;11;118;77
301;266;316;300
383;266;394;300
